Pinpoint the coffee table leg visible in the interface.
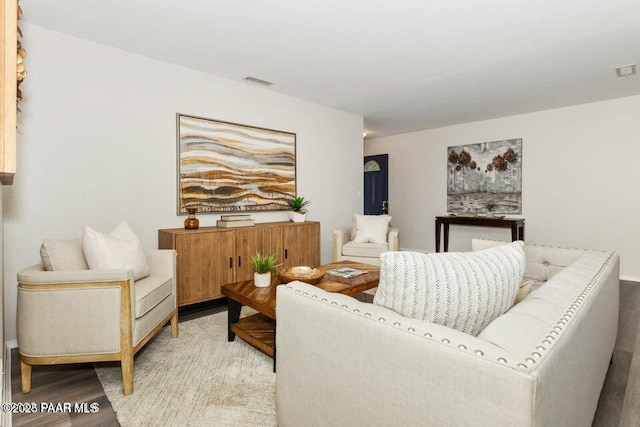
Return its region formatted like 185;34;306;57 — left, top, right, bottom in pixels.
227;299;242;341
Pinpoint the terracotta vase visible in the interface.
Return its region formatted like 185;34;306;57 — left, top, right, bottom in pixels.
184;207;199;229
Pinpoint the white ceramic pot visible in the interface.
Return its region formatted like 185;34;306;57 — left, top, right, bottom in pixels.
288;211;307;223
254;271;272;287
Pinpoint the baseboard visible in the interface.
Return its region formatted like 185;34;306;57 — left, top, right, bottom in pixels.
620;275;640;284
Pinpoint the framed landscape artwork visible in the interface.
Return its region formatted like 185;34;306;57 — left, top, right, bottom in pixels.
447;138;522;214
177;114;296;214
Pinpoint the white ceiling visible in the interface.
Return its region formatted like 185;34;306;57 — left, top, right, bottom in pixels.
22;0;640;139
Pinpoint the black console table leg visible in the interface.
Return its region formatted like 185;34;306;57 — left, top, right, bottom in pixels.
227;299;242;341
443;224;450;252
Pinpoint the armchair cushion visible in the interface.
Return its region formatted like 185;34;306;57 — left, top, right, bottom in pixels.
39;238;89;271
134;276;173;319
373;241;525;336
342;241;388;258
83;221;150;280
353;214;392;244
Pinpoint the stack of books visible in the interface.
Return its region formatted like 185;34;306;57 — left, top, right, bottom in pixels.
216;214;255;228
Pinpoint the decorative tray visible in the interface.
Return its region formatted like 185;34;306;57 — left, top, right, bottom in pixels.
279;266;325;285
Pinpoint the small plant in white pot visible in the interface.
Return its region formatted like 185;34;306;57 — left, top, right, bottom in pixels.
484;202;498;216
249;252;278;287
287;196;310;223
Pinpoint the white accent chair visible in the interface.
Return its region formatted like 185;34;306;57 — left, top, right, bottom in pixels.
333;214;399;266
17;246;178;396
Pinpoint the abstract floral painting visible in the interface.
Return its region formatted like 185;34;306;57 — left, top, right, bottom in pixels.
177;114;296;213
447;138;522;214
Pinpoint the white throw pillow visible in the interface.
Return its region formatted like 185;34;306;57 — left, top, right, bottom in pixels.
353;214;391;244
83;221;150;280
40;238;89;271
373;241;526;336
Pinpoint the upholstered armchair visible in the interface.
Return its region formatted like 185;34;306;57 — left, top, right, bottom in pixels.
333;214;399;266
17;222;178;396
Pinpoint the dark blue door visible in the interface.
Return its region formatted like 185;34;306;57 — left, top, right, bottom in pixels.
364;154;389;215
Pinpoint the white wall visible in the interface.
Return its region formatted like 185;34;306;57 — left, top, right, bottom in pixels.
365;95;640;280
2;24;364;342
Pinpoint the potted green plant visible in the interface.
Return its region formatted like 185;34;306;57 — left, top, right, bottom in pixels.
484;202;497;216
287;196;310;223
248;252;278;287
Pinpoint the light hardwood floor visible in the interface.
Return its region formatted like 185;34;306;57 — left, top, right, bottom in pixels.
11;282;640;427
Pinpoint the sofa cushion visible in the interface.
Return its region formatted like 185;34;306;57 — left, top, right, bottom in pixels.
40;238;89;271
478;250;611;358
373;241;525;336
353;214;391;244
134;276;173;319
471;239;584;289
83;221;150;280
342;241;388;258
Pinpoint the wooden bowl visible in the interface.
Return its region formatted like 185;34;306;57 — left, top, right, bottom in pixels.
279;266;325;285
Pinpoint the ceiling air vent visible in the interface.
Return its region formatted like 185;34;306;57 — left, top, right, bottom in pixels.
244;76;274;87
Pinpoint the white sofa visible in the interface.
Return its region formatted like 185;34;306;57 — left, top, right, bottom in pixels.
276;240;620;427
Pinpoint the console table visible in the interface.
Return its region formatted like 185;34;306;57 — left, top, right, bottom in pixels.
435;215;525;252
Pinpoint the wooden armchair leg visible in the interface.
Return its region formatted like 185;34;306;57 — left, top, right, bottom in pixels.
121;352;134;396
171;311;179;338
20;360;32;394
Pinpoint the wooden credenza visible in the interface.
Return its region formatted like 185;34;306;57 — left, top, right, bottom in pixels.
158;221;320;306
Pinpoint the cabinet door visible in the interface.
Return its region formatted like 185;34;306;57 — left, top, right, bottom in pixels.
234;226;281;281
175;231;234;305
282;223;320;269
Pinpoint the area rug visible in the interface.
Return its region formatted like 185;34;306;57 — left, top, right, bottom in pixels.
94;309;276;426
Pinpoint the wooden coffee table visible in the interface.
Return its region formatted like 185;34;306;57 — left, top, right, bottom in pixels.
221;261;380;364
